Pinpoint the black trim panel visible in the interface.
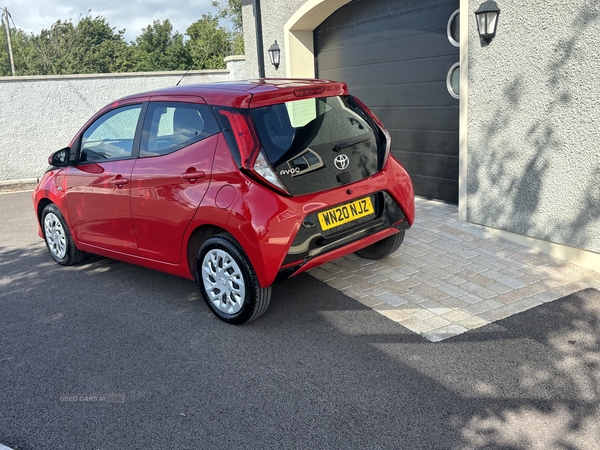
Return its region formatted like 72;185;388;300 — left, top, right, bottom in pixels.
283;191;409;266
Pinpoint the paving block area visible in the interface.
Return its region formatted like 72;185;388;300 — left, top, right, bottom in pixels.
309;197;600;342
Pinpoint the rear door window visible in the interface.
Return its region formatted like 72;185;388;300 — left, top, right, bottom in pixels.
140;102;220;157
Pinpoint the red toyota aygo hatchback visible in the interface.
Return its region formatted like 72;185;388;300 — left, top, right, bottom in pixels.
33;79;414;324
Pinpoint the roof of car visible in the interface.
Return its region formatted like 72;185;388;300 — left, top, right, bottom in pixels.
116;78;349;108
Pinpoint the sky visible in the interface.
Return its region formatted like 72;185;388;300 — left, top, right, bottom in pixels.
2;0;218;42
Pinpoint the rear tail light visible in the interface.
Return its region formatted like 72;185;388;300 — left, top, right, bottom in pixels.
380;127;392;169
253;150;288;192
215;109;258;167
352;96;392;170
216;108;289;195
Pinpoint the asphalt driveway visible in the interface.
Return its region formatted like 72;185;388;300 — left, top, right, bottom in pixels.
1;191;599;449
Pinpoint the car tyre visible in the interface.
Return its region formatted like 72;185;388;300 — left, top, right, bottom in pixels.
197;233;271;324
41;204;86;265
355;230;405;260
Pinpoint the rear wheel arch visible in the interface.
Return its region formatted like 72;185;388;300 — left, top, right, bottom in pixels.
185;192;276;287
224;194;280;288
185;223;269;287
186;224;227;280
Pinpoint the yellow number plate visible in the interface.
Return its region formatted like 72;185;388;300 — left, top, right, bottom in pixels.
318;197;375;231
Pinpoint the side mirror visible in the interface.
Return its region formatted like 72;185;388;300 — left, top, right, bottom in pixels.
48;147;70;167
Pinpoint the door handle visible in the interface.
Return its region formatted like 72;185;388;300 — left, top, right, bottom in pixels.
181;171;205;180
111;177;129;186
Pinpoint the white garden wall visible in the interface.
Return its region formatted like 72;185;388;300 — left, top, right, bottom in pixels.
0;56;246;184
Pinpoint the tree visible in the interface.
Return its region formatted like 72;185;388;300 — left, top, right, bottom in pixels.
131;20;191;72
27;15;131;75
212;0;244;55
0;26;36;76
29;20;78;74
0;4;244;76
213;0;242;31
185;13;231;70
74;15;132;73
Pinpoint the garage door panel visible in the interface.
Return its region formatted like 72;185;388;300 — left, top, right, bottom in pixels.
411;175;458;204
318;54;458;86
319;0;457;33
372;107;458;133
315;0;459;203
351;83;457;108
316;4;458;54
395;152;459;180
317;33;457;72
391;130;458;156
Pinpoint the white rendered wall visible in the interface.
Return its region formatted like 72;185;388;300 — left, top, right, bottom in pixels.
0;57;246;182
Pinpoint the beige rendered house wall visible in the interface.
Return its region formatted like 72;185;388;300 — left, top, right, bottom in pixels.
463;0;600;268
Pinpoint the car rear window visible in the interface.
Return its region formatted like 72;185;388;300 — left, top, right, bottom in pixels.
250;96;378;167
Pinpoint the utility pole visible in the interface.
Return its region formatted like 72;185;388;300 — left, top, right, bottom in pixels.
2;7;15;76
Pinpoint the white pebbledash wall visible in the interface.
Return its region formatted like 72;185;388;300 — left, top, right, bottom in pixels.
0;56;246;185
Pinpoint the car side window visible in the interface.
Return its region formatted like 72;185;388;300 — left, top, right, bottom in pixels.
140;102;220;157
80;105;142;163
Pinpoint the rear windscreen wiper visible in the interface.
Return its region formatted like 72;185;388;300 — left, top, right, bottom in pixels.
333;137;370;152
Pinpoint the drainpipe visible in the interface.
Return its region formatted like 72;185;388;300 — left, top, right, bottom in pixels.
253;0;265;78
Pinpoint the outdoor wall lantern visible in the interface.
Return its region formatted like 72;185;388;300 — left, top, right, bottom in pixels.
268;40;281;70
475;0;500;42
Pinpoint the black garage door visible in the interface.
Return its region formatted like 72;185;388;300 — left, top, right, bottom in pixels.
315;0;460;203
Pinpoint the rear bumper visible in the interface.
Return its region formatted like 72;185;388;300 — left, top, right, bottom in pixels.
283;191;408;266
286;227;403;279
227;157;414;288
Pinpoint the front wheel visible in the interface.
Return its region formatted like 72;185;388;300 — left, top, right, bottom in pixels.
197;233;271;324
41;204;86;265
355;230;405;260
